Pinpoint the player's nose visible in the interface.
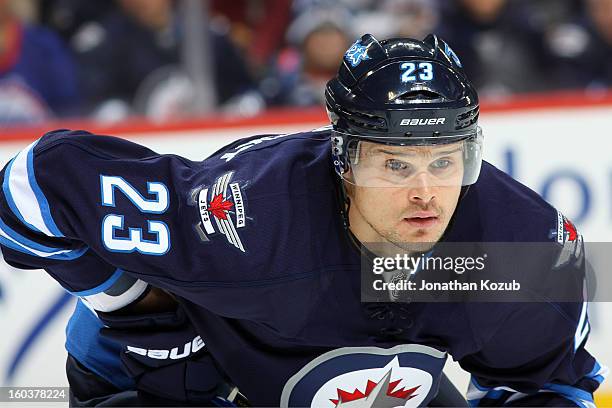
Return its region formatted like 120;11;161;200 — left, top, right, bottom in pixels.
408;173;436;204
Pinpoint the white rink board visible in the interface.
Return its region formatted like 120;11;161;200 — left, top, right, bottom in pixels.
0;106;610;395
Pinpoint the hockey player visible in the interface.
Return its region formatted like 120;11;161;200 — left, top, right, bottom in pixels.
0;34;606;407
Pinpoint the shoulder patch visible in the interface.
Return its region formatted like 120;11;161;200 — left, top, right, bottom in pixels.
551;210;583;269
189;171;250;253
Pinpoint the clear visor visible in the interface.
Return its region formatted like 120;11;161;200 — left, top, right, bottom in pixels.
334;127;483;188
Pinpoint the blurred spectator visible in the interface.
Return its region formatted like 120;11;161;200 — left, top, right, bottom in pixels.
541;0;612;91
291;0;438;40
435;0;548;97
292;0;368;15
74;0;256;121
350;0;439;40
0;0;79;124
261;6;351;107
39;0;115;43
513;0;581;30
210;0;292;75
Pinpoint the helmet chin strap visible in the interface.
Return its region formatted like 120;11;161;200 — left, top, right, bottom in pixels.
334;173;351;231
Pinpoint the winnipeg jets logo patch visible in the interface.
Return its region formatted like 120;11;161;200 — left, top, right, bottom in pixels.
345;41;370;67
191;171;250;252
281;345;445;408
325;360;421;407
550;210;583;268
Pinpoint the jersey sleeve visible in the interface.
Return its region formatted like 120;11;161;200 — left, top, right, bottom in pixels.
459;228;607;407
461;303;606;407
1;128;337;323
0;129;184;311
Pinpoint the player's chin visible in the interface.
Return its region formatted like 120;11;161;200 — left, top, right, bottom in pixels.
396;229;442;250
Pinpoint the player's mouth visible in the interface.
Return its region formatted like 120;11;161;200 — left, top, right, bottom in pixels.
404;212;440;228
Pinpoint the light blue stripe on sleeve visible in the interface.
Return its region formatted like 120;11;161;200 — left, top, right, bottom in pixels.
542;383;594;408
3;139;64;238
0;217;86;260
586;360;608;385
2;157;41;234
25;140;64;237
466;376;516;406
70;269;124;296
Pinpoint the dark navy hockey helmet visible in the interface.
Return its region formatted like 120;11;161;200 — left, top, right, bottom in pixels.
326;34;483;188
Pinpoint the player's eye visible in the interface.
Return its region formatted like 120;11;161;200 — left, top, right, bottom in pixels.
432;158;451;168
429;158;456;175
385;159;414;177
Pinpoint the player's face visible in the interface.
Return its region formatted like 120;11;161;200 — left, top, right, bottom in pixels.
347;141;463;251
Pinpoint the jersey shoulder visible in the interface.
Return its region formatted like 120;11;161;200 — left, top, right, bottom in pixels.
452;161;574;243
188;126;347;260
203;126;334;192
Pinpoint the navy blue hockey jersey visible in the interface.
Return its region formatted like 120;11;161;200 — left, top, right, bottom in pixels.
0;129;606;407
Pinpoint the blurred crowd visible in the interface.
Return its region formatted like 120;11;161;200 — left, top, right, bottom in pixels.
0;0;611;125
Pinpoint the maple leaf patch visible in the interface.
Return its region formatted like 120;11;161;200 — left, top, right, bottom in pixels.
208;193;233;220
